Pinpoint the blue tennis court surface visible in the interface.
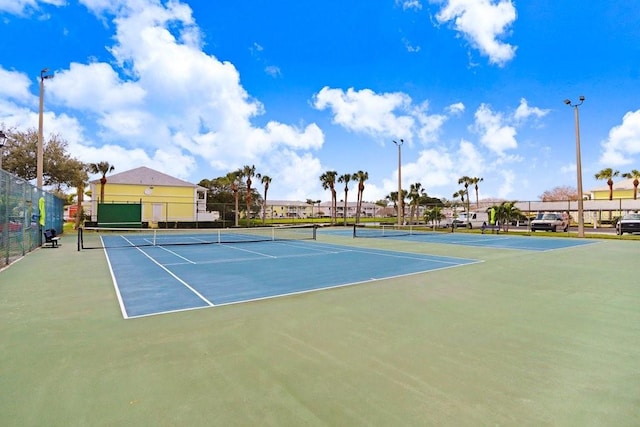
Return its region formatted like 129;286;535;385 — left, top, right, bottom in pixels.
104;240;480;319
327;228;597;251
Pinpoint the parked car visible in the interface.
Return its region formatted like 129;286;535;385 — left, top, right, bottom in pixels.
531;213;568;232
616;213;640;235
0;221;22;232
453;211;489;229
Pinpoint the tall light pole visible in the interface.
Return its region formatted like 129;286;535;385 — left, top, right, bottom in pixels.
37;68;53;189
0;130;6;170
564;96;586;238
393;139;404;226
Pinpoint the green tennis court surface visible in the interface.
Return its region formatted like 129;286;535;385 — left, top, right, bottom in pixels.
2;231;639;426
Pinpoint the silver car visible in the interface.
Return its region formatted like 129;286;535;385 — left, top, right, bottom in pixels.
531;213;568;232
616;213;640;235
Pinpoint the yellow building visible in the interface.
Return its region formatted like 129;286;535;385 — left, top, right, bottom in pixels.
89;166;213;226
589;178;638;200
263;200;315;219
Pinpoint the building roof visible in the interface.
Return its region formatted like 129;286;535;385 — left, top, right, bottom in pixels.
267;200;310;206
589;178;637;192
91;166;205;189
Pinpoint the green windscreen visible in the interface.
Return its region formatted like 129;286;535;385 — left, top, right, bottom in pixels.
97;203;142;228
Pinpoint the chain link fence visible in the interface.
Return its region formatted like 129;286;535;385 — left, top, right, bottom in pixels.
1;169;64;266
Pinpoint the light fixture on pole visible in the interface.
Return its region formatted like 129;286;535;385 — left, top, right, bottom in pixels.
393;139;404;226
0;130;6;170
37;68;53;189
564;96;586;238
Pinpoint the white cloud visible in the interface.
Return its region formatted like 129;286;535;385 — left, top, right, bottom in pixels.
446;102;465;115
48;62;146;112
469;98;547;159
313;87;415;141
402;38;422;53
513;98;549;121
264;65;282;78
313;87;452;145
0;0;65;15
412;101;447;143
473;103;517;155
600;109;640;166
456;139;485;176
0;0;326;187
376;139;485;202
431;0;517;66
251;42;264;54
397;0;423;11
0;68;33;103
266;150;324;200
496;169;515;198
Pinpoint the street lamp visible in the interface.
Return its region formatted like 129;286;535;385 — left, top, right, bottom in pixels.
564;96;586;237
393;139;404;226
37;68;53;189
0;130;6;170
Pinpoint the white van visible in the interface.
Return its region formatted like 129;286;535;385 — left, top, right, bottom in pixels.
453;211;490;229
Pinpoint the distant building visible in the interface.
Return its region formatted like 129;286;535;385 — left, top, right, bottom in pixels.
319;201;381;219
264;200;315;219
262;200;382;219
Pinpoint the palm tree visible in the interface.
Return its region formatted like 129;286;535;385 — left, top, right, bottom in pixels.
227;170;242;227
386;192;398;212
88;161;115;203
470;177;483;209
72;164;89;229
424;206;445;228
594;168;620;200
408;182;425;224
338;173;352;225
257;174;272;224
452;190;465;204
622;169;640;200
457;176;472;217
319;171;338;225
495;200;520;232
306;198;315;218
241;165;257;223
354;170;368;224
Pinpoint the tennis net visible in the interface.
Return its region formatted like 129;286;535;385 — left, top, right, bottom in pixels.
78;225;316;250
352;224;428;238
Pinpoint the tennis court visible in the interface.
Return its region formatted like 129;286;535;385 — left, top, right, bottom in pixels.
346;224;597;251
95;229;479;318
3;228;639;426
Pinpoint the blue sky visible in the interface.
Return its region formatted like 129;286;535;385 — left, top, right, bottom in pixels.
1;0;640;203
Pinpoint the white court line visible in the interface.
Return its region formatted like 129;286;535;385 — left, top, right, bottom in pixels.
220;244;278;258
269;240;472;265
157;246;196;264
267;239;475;264
102;237;130;319
345;248;469;265
125;258;484;320
271;240;353;254
119;236;214;308
164;249;354;266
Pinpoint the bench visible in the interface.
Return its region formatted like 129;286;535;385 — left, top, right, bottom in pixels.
481;222;500;234
44;229;60;248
